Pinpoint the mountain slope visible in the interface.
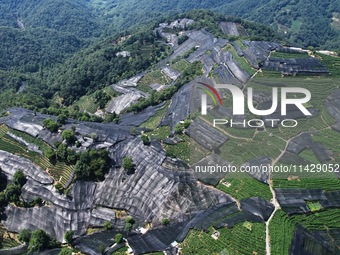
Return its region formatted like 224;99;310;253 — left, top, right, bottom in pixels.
225;0;339;49
0;0;101;38
0;14;339;255
91;0;339;50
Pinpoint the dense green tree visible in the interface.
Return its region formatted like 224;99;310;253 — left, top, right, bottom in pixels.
98;243;105;255
13;170;27;188
122;157;134;173
174;124;184;134
74;149;111;181
43;119;59;133
0;192;7;208
178;35;189;45
162;218;170;226
115;233;123;244
183;119;191;129
56;143;68;161
66;149;78;164
28;229;58;252
33;197;43;207
0;172;7;192
62;130;75;144
18;229;32;243
64;230;74;245
124;223;133;232
58;248;73;255
0;192;8;215
57;114;68;125
45;148;56;161
103;221;112;230
5;184;21;203
55;183;64;194
125;216;135;224
141;134;150;145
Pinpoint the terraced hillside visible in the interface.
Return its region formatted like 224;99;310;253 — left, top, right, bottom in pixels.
0;15;339;255
0;124;74;187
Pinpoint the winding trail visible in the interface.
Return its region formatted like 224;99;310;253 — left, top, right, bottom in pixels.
264;123;334;254
265;174;280;255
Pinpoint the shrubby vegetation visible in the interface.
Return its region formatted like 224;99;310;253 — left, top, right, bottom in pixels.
0;27;85;72
124;215;135;232
162;218;170;226
28;229;59;253
115;233;123;244
103;221;113;230
0;170;44;210
122;157;134;174
129;61;203;113
13;171;27;187
74;149;111;181
141;134;150;145
18;229;32;243
0;170;26;207
0;0;101;38
62;130;75;145
44;137;111;182
0;1;337;115
58;248;74;255
0;8;288;116
13;228;59;252
227;0;339;49
43;119;60;133
64;230;74;245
